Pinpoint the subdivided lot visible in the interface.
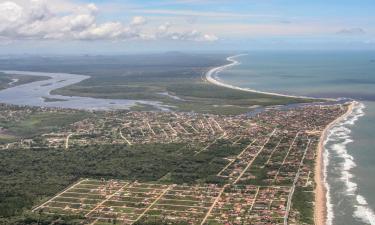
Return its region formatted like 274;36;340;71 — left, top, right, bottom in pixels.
34;179;290;225
1;104;347;224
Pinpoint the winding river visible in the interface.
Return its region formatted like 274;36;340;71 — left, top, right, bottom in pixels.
0;70;170;111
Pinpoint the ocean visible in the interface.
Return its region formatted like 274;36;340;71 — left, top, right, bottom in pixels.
216;51;375;225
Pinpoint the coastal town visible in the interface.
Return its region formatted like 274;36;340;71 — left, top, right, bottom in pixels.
0;102;348;225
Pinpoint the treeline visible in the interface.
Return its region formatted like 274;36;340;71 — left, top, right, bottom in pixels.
0;213;83;225
0;141;241;224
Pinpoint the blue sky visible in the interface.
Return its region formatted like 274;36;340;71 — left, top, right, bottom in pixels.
0;0;374;54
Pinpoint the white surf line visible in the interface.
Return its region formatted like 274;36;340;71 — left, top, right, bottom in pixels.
205;54;334;101
320;101;359;225
323;102;375;225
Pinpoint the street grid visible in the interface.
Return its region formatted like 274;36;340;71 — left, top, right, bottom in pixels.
28;104;347;225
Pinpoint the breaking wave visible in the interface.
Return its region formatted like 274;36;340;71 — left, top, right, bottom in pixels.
324;102;375;225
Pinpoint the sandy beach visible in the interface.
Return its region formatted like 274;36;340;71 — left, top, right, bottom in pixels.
205;55;358;225
314;101;355;225
205;55;332;101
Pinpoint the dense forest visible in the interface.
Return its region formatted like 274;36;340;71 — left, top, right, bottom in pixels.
0;141;242;224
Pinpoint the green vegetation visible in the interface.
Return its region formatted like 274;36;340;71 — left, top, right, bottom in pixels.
0;73;49;90
134;218;190;225
0;141;242;223
291;186;314;225
41;97;68;102
0;75;12;90
0;213;84;225
0;111;89;138
0;54;314;115
53;68;311;115
0;133;16;144
0;54;328;225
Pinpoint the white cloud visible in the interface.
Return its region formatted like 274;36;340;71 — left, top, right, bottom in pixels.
0;2;23;22
131;9;276;19
203;34;218;41
130;16;146;26
152;21;220;41
157;22;171;33
86;3;98;14
0;0;218;42
155;22;217;42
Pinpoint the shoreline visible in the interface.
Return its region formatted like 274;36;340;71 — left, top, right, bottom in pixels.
314;101;355;225
205;54;334;101
205;55;357;225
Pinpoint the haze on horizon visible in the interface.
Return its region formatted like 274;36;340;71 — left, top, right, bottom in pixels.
0;0;374;54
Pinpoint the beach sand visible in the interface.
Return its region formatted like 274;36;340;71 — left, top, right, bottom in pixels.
205;55;332;101
205;55;358;225
314;101;355;225
205;54;358;225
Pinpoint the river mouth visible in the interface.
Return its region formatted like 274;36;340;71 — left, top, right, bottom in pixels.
0;70;171;111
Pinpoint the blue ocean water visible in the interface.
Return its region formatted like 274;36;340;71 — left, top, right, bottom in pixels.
218;51;375;225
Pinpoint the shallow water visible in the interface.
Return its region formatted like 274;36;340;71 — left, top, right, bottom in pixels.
0;70;169;111
218;51;375;225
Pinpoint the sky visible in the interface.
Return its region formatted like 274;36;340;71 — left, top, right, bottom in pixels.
0;0;374;54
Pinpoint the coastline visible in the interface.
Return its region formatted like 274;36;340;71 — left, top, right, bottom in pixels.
205;55;358;225
205;55;334;101
315;101;355;225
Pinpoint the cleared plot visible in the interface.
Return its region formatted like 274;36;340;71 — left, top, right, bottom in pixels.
36;180;230;224
36;179;225;224
143;184;222;224
206;185;258;224
207;185;289;225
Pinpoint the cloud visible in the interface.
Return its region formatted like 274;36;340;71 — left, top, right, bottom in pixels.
131;9;275;19
155;22;218;41
0;0;218;42
202;34;218;41
130;16;147;26
336;28;366;35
